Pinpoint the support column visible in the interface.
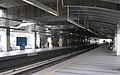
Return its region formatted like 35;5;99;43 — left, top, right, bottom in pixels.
116;24;120;55
59;36;62;47
34;32;37;49
25;25;35;49
5;28;11;51
113;33;117;52
4;11;11;51
52;35;59;47
39;32;42;48
4;17;11;51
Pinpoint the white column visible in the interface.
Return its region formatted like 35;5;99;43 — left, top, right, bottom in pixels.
4;26;11;51
113;33;117;52
39;32;41;48
4;12;11;51
59;36;63;47
25;25;35;49
116;24;120;55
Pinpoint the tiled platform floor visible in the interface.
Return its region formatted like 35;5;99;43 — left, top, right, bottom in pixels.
32;45;120;75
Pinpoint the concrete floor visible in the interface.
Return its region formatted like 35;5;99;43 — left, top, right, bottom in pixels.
32;45;120;75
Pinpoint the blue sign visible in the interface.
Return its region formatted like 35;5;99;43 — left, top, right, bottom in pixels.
16;37;27;46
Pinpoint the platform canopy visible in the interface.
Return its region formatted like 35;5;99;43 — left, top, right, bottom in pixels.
0;0;119;38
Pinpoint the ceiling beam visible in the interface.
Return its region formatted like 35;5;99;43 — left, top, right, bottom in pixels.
63;5;120;14
22;0;59;16
74;13;120;23
101;0;120;4
70;9;120;19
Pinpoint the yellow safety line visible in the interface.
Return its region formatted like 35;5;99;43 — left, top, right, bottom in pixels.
46;56;82;75
45;47;98;75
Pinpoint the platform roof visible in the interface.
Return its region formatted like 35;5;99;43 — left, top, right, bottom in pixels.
0;0;119;38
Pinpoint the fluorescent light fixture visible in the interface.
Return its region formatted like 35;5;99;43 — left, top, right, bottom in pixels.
22;0;59;16
47;26;52;28
46;30;50;32
18;23;34;27
22;20;27;23
11;23;34;28
60;31;63;33
0;10;3;17
46;33;51;36
67;18;85;29
46;28;49;30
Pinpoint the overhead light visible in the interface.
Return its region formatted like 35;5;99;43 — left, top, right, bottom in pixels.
45;25;52;28
22;20;27;23
60;31;63;33
0;10;3;17
67;18;85;29
18;23;34;28
46;30;50;32
46;33;51;36
46;28;49;30
22;0;59;16
11;23;34;28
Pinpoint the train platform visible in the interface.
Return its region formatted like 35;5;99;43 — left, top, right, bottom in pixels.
32;46;120;75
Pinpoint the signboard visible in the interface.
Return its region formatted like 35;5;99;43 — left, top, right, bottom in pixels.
16;37;27;46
